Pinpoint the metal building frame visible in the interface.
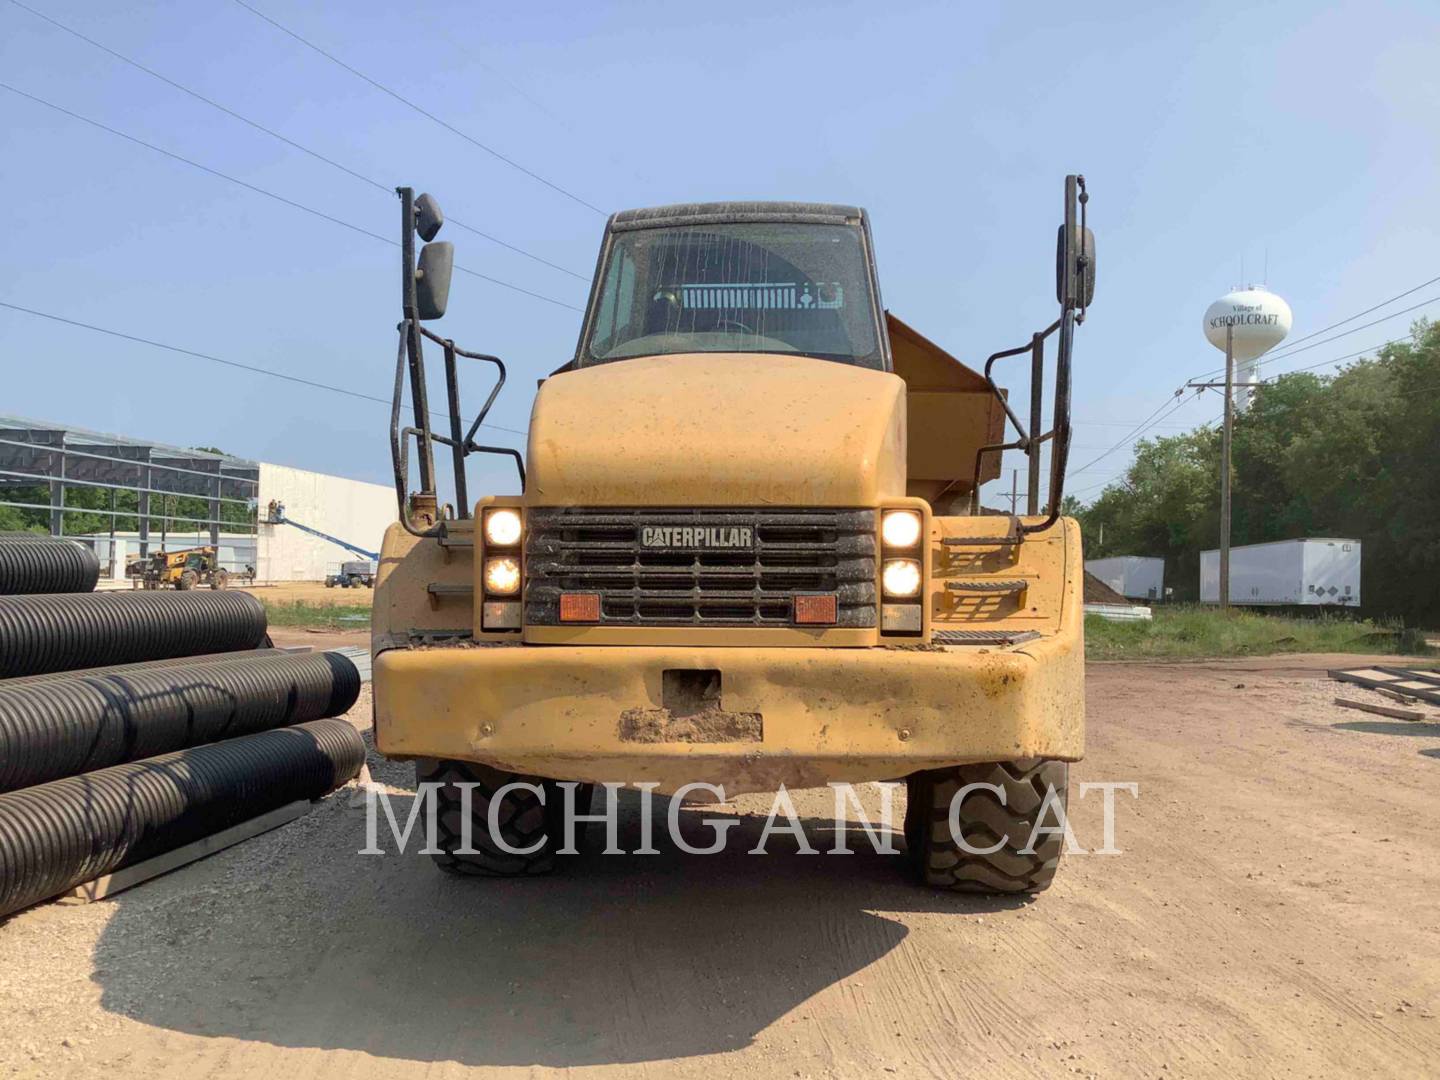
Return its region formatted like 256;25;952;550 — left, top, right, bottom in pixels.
0;415;259;566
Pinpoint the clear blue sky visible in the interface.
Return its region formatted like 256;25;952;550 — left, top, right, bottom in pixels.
3;0;1438;504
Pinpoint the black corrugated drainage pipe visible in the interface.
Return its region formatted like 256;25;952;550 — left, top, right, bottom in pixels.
0;718;365;918
0;591;267;677
4;648;281;685
0;535;101;595
0;651;361;791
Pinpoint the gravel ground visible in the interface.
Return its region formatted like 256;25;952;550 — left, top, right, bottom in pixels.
0;658;1437;1078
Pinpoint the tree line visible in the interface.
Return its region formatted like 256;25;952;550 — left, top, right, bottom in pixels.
1067;320;1440;626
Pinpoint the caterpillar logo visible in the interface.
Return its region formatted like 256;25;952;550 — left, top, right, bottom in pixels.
640;526;754;549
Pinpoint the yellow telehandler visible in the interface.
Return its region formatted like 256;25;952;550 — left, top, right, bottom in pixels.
130;546;231;590
372;178;1095;892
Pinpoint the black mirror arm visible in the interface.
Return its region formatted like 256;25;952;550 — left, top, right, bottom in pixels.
1074;179;1091;323
1018;310;1074;536
389;322;443;538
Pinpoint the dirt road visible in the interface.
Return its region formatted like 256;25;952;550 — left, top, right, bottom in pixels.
239;581;374;608
2;655;1437;1078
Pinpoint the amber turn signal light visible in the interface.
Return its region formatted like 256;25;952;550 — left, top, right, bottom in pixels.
559;592;601;622
794;594;838;625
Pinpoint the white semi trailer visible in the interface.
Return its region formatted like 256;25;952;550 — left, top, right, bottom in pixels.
1085;555;1165;600
1200;539;1360;606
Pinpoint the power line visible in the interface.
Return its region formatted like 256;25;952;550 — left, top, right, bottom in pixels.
1070;330;1440;505
1051;389;1214;497
0;81;583;312
0;300;529;439
1265;275;1440;357
1068;470;1133;499
229;0;606;216
1194;276;1440;379
1073;420;1197;429
1077;281;1440;500
1067;391;1200;476
1257;294;1440;364
1070;368;1440;505
1071;373;1440;504
1045;287;1436;496
2;0;588;281
1261;335;1409;381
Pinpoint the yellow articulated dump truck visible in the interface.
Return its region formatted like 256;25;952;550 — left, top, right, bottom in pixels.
374;177;1096;892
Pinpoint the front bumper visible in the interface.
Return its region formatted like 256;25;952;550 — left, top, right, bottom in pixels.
374;637;1083;795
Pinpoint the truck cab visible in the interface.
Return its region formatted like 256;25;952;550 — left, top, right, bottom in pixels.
373;181;1094;893
580;202;888;370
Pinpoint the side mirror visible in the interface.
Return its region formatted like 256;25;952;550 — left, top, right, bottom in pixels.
415;241;454;320
1055;224;1096;308
415;192;445;242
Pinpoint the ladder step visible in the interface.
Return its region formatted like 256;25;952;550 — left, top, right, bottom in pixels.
932;629;1041;646
945;579;1030;594
941;536;1021;547
425;581;473;610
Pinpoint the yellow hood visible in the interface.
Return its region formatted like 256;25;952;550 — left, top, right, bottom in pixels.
526;353;907;506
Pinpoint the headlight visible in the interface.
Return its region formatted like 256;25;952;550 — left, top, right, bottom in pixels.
882;509;922;548
882;558;922;598
484;508;523;547
484;556;521;595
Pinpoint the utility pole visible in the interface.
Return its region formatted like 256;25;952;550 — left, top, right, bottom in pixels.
1219;324;1233;611
1009;469;1019;514
1187;323;1237;610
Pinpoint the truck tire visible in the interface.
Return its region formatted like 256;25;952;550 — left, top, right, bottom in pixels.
178;570;198;591
210;569;229;590
906;759;1068;894
419;759;584;877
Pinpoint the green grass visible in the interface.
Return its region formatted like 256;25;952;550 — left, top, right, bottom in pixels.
260;600;371;631
1085;604;1431;661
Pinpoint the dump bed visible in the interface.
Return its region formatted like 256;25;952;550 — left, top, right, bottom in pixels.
886;313;1005;512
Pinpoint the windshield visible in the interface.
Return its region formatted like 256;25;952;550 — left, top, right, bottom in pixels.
582;221;883;368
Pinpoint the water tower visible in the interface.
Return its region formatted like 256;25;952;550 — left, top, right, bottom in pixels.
1203;286;1292;409
1198;284;1292;610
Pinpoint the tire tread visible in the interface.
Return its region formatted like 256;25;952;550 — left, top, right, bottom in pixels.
909;758;1068;894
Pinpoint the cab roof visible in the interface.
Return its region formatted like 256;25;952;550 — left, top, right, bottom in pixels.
610;201;865;231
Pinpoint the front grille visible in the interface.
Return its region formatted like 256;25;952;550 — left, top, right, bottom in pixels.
524;508;876;627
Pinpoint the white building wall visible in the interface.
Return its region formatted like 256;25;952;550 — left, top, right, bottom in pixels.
255;463;394;582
